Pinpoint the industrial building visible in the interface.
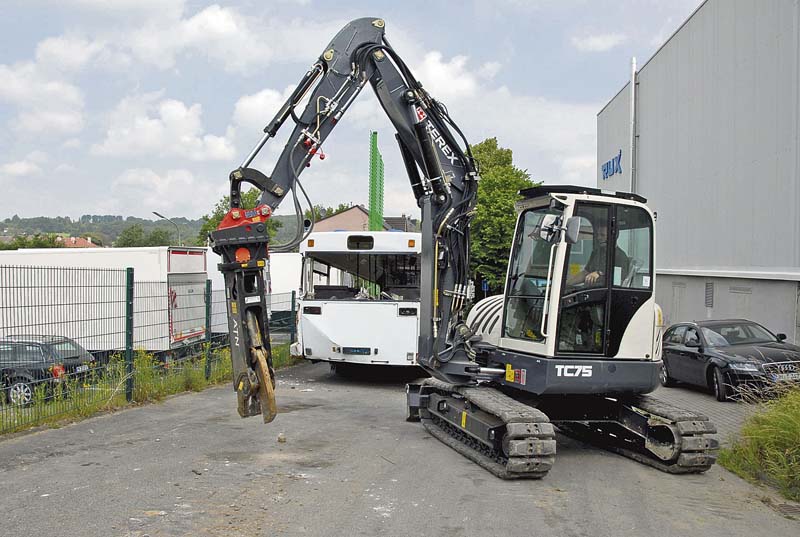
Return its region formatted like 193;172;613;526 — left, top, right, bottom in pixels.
597;0;800;342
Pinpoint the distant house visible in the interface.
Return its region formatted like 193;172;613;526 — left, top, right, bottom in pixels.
312;205;419;232
313;205;387;232
55;236;100;248
384;214;418;232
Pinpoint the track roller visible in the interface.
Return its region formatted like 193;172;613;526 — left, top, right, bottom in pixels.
411;379;555;479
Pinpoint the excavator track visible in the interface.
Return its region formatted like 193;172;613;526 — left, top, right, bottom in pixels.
551;394;719;474
420;379;555;479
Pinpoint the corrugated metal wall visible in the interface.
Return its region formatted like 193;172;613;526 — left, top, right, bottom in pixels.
599;0;800;273
597;83;632;192
598;0;800;340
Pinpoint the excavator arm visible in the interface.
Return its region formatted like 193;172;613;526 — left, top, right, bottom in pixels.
211;17;484;420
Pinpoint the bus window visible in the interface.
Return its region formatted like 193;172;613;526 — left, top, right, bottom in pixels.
304;252;420;301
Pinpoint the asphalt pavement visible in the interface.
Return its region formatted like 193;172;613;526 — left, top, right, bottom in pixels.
0;362;797;537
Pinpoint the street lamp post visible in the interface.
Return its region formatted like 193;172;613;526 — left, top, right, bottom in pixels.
152;211;182;246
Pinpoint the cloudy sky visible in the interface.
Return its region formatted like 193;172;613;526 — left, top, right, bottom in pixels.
0;0;701;220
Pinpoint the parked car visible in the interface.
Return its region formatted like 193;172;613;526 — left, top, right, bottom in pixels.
0;336;96;405
660;319;800;401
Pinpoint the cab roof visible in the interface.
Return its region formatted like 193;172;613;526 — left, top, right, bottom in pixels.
518;185;647;204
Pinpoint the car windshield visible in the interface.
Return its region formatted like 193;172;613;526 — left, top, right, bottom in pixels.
701;323;777;346
49;340;85;359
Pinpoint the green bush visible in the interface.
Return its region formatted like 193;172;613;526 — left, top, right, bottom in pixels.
719;387;800;501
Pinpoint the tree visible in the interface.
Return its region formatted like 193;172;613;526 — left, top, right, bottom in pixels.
196;188;282;246
0;234;63;250
115;224;178;246
469;138;537;292
84;232;106;247
303;203;352;222
115;224;146;247
145;228;173;246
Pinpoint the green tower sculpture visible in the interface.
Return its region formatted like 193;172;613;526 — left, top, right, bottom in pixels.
368;131;385;231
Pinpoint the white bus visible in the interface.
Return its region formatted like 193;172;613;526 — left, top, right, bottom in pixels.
291;231;421;369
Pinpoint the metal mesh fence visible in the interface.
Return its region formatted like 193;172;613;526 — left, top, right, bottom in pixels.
0;265;296;434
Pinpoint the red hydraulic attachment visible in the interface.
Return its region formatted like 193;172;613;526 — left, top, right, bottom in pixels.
217;204;272;230
212;203;277;422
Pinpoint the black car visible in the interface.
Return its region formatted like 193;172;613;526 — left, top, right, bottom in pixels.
0;336;96;405
660;319;800;401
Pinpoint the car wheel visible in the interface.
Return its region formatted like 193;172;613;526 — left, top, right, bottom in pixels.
659;362;676;387
711;367;731;402
8;379;33;406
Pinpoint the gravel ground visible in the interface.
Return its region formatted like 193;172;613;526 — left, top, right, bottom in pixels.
0;362;796;537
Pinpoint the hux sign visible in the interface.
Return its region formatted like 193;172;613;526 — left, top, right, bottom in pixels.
602;149;623;180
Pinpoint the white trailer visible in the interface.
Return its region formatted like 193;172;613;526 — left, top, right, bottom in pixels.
0;247;208;360
206;249;302;337
291;232;421;368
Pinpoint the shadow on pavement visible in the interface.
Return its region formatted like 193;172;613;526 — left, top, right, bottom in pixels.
323;362;429;386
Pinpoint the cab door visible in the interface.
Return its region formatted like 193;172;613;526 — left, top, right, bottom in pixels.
555;202;653;358
556;203;610;355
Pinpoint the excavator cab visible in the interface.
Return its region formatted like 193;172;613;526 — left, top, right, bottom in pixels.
500;186;657;369
467;186;662;396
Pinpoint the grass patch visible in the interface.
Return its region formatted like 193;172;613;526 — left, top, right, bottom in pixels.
719;386;800;501
272;341;302;369
1;342;293;436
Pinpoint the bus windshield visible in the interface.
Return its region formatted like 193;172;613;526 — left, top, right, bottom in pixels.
305;252;420;301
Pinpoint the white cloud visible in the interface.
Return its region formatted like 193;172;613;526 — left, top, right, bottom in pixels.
62;138;82;149
478;61;502;80
233;86;297;131
11;109;84;135
65;0;186;21
25;151;49;164
458;86;599;185
92;91;235;161
571;33;628;52
122;5;343;73
109;168;224;216
35;35;105;72
54;163;77;174
415;52;479;101
0;62;85;135
0;160;42;176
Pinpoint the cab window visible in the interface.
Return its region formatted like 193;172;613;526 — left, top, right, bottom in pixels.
503;205;562;341
614;205;652;289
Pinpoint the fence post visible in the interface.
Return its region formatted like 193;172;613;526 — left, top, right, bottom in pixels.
290;290;297;343
125;267;134;402
204;279;212;380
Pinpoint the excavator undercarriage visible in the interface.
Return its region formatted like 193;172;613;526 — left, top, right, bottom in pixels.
408;380;718;479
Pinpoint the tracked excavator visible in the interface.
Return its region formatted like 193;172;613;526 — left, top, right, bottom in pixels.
210;17;719;479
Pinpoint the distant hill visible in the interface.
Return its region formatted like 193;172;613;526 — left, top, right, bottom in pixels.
1;214;204;246
1;213;304;247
